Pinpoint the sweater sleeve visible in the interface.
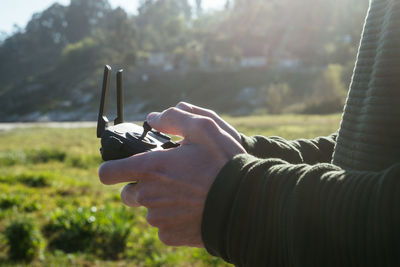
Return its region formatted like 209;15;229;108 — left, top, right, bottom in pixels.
241;133;337;164
201;154;400;267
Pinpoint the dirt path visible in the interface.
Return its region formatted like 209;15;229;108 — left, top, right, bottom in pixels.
0;122;97;131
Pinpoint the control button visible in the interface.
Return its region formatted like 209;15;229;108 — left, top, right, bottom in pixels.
127;132;156;145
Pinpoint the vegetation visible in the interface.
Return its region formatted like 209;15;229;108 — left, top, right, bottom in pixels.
0;0;368;121
44;205;132;259
4;218;43;262
0;114;341;265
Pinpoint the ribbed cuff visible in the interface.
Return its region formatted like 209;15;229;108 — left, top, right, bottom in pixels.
201;153;290;265
241;133;303;163
201;153;259;261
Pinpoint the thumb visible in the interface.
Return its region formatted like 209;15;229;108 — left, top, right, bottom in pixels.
147;107;218;142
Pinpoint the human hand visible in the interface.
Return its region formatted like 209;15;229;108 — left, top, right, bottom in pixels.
98;107;246;247
175;102;242;145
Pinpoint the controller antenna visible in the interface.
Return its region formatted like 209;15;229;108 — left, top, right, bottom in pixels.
114;69;124;125
97;65;111;138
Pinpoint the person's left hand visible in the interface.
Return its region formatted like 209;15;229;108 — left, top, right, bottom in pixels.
98;107;246;247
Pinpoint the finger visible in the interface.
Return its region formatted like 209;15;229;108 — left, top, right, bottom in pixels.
176;102;218;120
121;183;141;207
146;107;219;141
122;180;189;208
175;102;241;143
98;150;168;185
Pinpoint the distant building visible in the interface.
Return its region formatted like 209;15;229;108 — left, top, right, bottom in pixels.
163;63;174;71
148;52;175;71
272;50;301;69
148;52;167;66
238;40;269;68
240;57;267;68
279;58;300;69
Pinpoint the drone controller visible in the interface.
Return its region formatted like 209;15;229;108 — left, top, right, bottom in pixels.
97;65;179;161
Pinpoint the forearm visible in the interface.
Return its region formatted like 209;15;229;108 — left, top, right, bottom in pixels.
202;154;400;266
241;133;337;164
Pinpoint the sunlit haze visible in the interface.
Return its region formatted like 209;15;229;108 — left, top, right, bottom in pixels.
0;0;226;35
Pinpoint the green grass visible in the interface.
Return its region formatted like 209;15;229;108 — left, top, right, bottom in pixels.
0;114;341;266
224;113;340;139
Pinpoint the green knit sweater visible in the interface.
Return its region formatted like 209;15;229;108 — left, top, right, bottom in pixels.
201;0;400;266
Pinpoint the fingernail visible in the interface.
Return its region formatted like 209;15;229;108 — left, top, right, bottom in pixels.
147;112;159;122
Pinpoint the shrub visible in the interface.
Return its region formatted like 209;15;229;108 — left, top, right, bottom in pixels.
5;219;42;262
305;64;347;114
313;64;347;101
0;149;66;166
0;194;39;213
0;172;53;188
23;201;41;212
302;98;344;114
17;172;52;187
44;205;133;259
0;173;18;184
0;194;24;210
265;83;292;114
26;148;66;163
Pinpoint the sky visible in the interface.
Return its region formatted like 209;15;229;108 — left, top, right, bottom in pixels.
0;0;225;36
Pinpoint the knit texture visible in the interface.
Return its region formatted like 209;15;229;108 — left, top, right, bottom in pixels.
333;0;400;171
201;0;400;266
202;154;400;266
241;133;337;165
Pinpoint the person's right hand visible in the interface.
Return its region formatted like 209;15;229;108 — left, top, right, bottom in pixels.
99;107;246;247
175;102;242;145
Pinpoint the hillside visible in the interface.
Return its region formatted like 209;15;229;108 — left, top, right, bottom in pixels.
0;0;369;122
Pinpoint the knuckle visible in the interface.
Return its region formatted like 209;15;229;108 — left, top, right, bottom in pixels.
196;117;217;132
210;111;220;121
204;108;217;118
176;101;191;111
163;107;179;119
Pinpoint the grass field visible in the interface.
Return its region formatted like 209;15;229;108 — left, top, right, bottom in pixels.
0;114;341;266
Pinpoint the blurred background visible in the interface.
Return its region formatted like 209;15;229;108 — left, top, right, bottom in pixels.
0;0;368;266
0;0;368;122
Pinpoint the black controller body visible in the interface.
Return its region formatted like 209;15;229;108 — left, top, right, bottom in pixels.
100;122;179;161
97;65;179;161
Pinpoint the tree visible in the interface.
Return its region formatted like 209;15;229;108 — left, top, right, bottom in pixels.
0;31;7;44
314;64;347;101
65;0;111;42
303;64;348;114
265;83;291;114
225;0;231;10
196;0;202;16
136;0;191;52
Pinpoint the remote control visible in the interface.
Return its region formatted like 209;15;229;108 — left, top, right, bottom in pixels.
97;65;179;161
